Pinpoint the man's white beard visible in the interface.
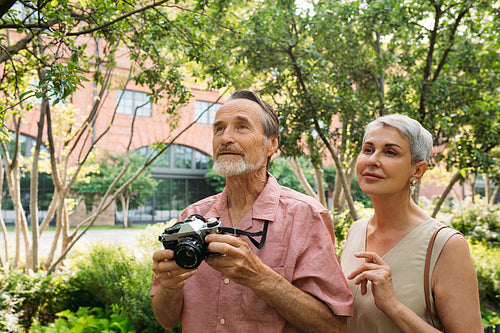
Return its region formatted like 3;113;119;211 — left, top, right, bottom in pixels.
213;142;267;177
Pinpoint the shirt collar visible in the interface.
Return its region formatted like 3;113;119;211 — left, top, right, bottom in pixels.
205;172;280;223
251;172;280;222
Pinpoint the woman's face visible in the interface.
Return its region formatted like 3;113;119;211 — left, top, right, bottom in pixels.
356;125;418;197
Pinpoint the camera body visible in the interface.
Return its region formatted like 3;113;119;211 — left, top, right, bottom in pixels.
159;214;222;269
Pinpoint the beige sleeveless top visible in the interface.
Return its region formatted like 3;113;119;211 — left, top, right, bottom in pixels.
340;218;459;333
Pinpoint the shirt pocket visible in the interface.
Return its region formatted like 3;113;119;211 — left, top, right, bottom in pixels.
239;266;286;323
253;225;287;269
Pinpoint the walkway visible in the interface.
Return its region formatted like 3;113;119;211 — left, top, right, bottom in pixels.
0;228;150;258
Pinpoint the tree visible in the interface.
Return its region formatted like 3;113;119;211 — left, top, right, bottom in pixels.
206;0;383;218
376;0;500;214
204;0;499;218
0;0;235;272
72;152;157;228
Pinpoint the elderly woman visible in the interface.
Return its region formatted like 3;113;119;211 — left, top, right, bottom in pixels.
341;114;483;332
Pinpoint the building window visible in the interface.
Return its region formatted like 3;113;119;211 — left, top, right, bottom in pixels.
116;90;152;117
194;100;221;125
133;178;215;223
194;150;211;170
5;133;48;158
137;144;211;171
126;144;216;223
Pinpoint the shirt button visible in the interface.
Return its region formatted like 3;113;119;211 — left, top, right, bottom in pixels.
220;318;226;325
224;278;230;284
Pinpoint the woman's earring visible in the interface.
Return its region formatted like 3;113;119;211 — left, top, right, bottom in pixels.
410;179;417;195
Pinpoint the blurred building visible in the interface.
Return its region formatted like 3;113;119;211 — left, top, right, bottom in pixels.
2;80;224;225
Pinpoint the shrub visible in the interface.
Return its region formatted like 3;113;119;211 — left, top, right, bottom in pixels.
28;306;135;333
470;242;500;315
447;197;500;247
65;243;168;332
0;285;22;333
332;204;373;256
0;268;75;331
136;220;173;257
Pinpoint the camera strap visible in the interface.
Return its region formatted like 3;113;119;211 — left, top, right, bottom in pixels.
219;220;269;249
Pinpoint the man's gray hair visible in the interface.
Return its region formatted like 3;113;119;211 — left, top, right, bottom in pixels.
364;114;433;163
228;90;280;144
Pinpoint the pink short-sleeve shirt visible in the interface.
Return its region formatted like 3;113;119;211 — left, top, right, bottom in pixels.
151;174;353;332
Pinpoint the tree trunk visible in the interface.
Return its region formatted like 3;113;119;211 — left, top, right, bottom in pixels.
373;31;386;116
316;124;359;220
29;95;48;271
1;126;30;269
332;174;342;213
287;157;321;202
484;173;491;205
470;174;477;203
333;157;356;213
432;171;463;218
39;192;59;233
313;165;326;208
43;199;63;270
12;168;30;269
0;157;8;270
119;194;131;228
490;185;499;206
44;187;74;270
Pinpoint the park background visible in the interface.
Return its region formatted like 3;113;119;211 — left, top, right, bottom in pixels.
0;0;498;332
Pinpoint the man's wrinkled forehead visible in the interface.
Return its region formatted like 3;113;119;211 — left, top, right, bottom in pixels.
223;98;265;112
215;98;265;121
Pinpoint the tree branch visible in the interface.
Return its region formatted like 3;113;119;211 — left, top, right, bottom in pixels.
431;171;462;218
66;0;171;36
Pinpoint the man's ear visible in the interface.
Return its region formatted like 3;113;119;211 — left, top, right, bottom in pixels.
412;161;428;180
266;136;279;158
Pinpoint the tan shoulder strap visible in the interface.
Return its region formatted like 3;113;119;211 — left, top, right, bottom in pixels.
424;226;447;328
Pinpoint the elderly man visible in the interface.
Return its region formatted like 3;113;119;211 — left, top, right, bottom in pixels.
151;90;352;333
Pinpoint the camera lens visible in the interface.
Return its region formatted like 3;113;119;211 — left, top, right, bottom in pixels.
174;238;205;269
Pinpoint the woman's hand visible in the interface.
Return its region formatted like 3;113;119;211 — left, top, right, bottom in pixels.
347;252;400;313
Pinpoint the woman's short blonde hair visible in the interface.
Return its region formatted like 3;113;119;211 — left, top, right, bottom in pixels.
364;114;433;164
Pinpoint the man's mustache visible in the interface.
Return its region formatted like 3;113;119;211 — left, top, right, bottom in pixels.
215;144;245;157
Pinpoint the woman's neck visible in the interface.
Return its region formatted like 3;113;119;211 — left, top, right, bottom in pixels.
369;193;429;231
366;194;430;255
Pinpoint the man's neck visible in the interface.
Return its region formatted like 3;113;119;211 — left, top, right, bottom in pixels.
225;170;268;227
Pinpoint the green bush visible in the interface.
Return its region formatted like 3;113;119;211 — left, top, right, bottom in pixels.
332;204;373;256
65;243;168;332
470;242;500;315
0;227;180;332
136;221;172;256
28;306;135;333
448;197;500;247
0;269;75;331
0;282;22;332
482;307;500;328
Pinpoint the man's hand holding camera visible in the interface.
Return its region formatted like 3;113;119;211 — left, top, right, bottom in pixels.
153;231;268;290
152;249;197;291
204;233;270;288
155;214;272;289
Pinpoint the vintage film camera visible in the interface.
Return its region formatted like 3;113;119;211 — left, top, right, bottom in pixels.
158;214;222;269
